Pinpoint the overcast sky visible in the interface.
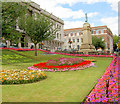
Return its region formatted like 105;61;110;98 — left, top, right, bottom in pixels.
32;0;119;35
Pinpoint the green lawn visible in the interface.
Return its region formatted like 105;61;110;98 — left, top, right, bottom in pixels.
1;50;112;102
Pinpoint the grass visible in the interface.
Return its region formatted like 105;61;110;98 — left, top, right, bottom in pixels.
1;50;82;69
1;49;113;102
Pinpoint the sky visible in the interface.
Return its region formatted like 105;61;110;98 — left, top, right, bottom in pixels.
31;0;119;35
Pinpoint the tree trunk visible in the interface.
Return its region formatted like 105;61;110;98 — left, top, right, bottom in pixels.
34;43;37;56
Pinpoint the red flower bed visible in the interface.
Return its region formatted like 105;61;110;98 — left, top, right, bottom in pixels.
33;60;91;69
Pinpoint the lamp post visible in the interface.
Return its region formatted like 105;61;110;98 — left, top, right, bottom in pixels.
117;41;120;56
118;34;120;56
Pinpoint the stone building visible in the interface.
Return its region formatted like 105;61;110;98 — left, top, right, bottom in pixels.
7;1;64;52
64;25;113;53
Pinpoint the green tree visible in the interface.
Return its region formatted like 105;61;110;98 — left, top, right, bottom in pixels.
18;14;60;56
92;36;105;50
113;35;119;51
2;2;28;45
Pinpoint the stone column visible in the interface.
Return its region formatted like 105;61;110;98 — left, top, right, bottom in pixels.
82;23;92;44
79;22;95;54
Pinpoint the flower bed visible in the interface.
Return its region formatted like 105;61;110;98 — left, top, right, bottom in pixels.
0;47;48;52
28;62;94;72
33;61;91;69
86;57;119;102
2;54;33;63
1;48;115;58
54;52;114;58
28;57;93;72
1;69;47;84
46;57;84;66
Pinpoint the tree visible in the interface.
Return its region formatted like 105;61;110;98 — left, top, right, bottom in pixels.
113;35;119;51
92;36;105;50
2;2;28;44
18;14;60;56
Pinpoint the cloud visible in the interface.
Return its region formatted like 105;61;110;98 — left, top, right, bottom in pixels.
52;7;94;19
101;16;118;35
50;6;85;19
32;0;98;20
64;20;95;29
31;0;118;35
57;0;119;12
106;0;118;12
88;12;98;17
64;21;84;29
32;0;119;12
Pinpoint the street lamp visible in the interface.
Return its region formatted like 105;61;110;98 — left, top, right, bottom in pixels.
117;41;120;56
117;34;120;56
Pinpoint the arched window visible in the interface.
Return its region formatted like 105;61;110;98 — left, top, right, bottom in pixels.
57;33;59;39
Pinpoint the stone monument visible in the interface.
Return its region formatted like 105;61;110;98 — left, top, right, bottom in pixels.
79;13;95;54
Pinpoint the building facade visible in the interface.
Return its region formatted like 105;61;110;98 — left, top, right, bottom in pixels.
7;1;64;52
64;26;113;53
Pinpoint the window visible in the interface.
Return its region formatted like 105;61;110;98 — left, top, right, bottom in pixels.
54;23;56;27
77;39;79;42
101;29;103;33
73;32;74;36
69;33;71;37
96;30;99;34
77;32;79;36
77;45;79;50
73;39;75;42
75;32;77;36
57;24;59;28
57;33;59;39
71;32;73;36
81;38;83;43
59;26;61;29
60;34;61;39
81;31;83;36
73;45;75;49
91;30;94;34
65;33;67;36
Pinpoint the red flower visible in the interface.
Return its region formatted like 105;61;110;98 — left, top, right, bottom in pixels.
33;61;91;69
